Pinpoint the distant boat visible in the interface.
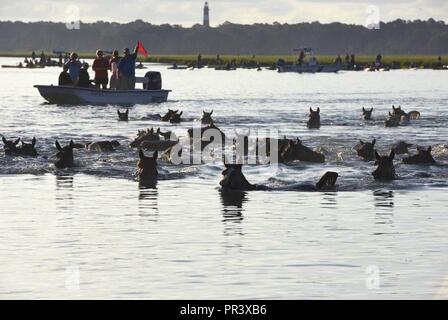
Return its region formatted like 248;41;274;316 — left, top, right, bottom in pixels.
278;48;346;73
2;64;45;69
136;63;147;69
168;64;189;70
278;64;345;73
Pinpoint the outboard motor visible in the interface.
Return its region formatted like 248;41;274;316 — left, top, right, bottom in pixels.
143;71;162;90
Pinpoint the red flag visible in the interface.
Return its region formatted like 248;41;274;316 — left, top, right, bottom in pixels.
137;41;149;57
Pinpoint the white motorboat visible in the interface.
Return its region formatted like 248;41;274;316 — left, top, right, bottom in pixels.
35;71;171;105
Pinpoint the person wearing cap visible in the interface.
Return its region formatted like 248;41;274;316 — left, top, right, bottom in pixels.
92;49;110;89
64;52;82;85
117;45;139;90
109;50;120;89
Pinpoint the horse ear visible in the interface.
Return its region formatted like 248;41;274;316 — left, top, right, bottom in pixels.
117;109;120;115
139;149;145;159
359;139;364;144
153;150;158;159
32;137;36;146
69;140;75;148
427;146;432;153
179;111;183;116
157;128;160;133
125;108;129;114
309;107;313;113
389;150;395;160
392;105;396;110
55;140;62;151
370;108;374;112
14;138;20;145
1;136;6;144
210;110;213;115
372;139;376;145
174;109;179;113
362;107;365;112
375;151;381;160
317;107;320;114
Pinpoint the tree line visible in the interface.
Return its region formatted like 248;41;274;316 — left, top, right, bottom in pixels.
0;19;447;55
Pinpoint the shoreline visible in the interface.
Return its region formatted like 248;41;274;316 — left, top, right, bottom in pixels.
1;53;446;69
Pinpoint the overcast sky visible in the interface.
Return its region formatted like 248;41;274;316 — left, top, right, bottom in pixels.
0;0;446;26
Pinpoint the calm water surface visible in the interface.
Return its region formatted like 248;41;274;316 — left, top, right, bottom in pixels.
0;57;448;299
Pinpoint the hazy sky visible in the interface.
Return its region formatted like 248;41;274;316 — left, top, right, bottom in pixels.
0;0;446;26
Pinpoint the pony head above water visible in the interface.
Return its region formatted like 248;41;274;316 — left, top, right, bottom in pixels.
2;136;21;155
280;138;325;163
117;108;129;121
55;140;75;169
372;150;396;181
19;137;38;157
137;149;158;185
403;146;436;165
161;109;178;122
130;128;160;148
307;107;321;129
220;163;258;191
169;111;183;123
354;138;376;161
362;107;374;120
201;110;214;125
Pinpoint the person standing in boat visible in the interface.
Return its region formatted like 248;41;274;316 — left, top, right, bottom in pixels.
298;50;305;66
109;50;120;89
375;53;382;68
92;50;110;89
118;46;139;90
64;52;82;85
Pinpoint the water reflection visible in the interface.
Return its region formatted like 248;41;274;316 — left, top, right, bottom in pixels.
55;174;74;189
55;174;74;212
220;190;248;236
138;187;159;221
320;192;338;209
373;190;394;225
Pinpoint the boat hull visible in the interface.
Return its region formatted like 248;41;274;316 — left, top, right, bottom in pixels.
278;64;346;73
34;85;171;105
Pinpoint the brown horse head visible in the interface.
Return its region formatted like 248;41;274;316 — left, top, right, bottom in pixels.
307;107;321;129
169;111;183;123
2;136;21;156
137;149;158;185
201;110;214;125
354;138;376;161
161;109;178;122
117;108;129;121
385;112;400;127
55;140;75;168
19;137;38;157
220;163;258;191
130;128;160;148
372;150;396;180
403;146;436;165
362;107;374;120
280;138;325;163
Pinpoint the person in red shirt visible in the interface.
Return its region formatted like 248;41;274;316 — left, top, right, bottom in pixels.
92;50;110;89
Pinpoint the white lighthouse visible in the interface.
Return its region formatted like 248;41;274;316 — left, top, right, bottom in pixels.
203;2;210;27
